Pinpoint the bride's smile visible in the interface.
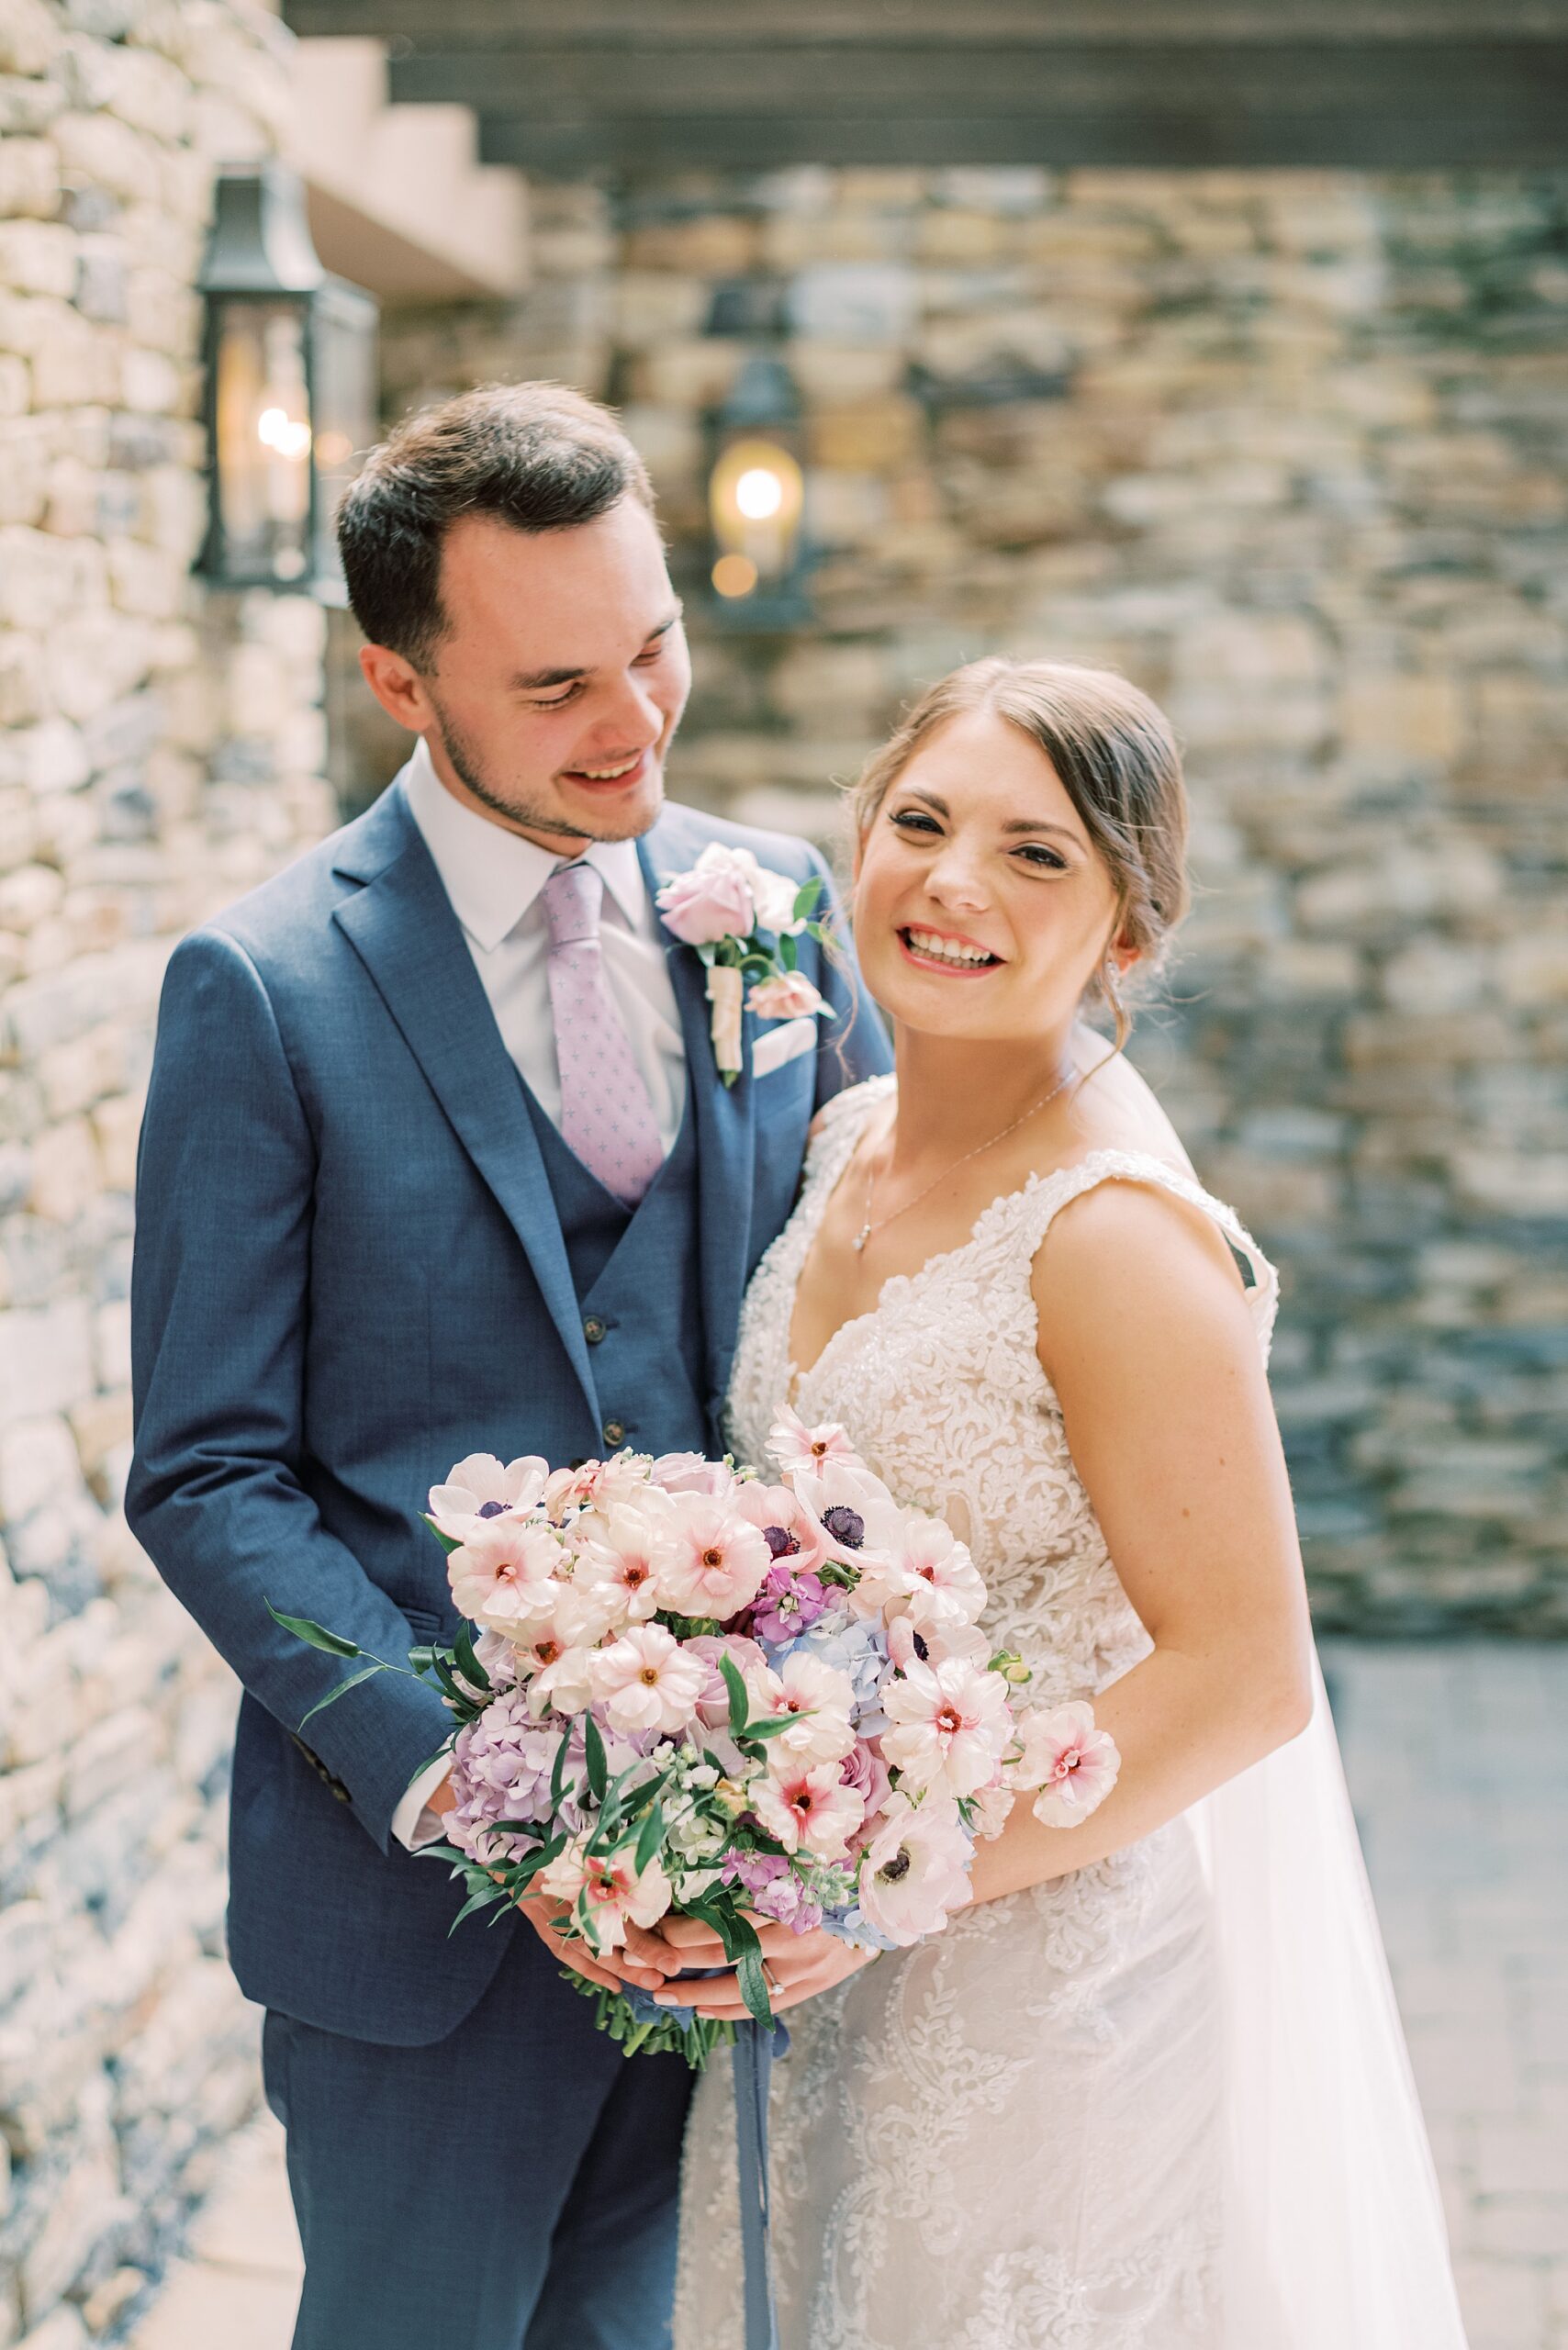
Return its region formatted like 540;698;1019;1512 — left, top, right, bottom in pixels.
854;702;1133;1064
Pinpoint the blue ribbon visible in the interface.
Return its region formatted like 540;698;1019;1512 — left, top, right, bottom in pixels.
617;1978;786;2348
734;2018;783;2350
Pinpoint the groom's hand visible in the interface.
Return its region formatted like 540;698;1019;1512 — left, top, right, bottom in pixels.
650;1914;878;2020
516;1894;679;1998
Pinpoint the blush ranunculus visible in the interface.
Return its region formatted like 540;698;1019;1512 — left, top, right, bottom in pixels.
767;1651;857;1769
685;1633;781;1731
880;1656;1012;1799
747;971;828;1022
447;1518;566;1636
537;1836;673;1951
660;1494;773;1619
767;1404;863;1475
750;1762;866;1860
587;1623;706;1737
1013;1699;1122;1828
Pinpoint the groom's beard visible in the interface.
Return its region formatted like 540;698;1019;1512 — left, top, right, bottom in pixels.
426;694;665;845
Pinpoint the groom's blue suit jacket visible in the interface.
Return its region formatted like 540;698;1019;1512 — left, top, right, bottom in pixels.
127;776;890;2045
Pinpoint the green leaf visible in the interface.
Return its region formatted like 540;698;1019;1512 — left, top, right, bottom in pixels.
296;1660;385;1729
634;1801;665;1875
793;876;824;921
453;1620;491;1695
584;1711;609;1803
720;1653;750;1737
737;1712;794;1744
736;1940;774;2028
421;1516;463;1555
447;1883;508;1935
549;1725;571;1812
407;1645;438;1673
779;932;798;972
620;1764;673;1821
266;1600;360;1659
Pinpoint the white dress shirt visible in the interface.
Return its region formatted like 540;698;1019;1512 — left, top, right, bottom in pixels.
391;738;689;1847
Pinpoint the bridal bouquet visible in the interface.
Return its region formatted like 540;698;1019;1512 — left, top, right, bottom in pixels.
272;1412;1098;2067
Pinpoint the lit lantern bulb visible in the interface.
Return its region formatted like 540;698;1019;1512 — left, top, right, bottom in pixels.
258;406;312;460
734;466;785;521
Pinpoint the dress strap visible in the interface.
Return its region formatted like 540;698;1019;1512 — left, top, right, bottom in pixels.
1011;1148;1281;1358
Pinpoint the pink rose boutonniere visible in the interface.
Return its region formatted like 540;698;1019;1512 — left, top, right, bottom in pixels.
655;844;834;1085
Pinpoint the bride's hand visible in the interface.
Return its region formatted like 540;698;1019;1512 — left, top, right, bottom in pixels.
515;1892;678;1998
651;1913;879;2020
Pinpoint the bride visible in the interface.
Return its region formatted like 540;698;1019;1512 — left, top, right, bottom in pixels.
663;658;1469;2348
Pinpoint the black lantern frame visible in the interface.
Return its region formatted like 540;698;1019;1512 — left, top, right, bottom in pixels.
703;352;811;629
196;163;378;601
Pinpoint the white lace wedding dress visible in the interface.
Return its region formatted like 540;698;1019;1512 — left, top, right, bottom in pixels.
674;1077;1468;2350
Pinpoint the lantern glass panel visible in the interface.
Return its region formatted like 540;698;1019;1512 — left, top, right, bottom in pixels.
213;297;311;583
310;278;379;598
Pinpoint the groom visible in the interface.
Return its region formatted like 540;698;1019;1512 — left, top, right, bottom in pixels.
127;383;889;2349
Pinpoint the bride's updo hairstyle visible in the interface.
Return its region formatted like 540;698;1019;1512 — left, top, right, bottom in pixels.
849;657;1190;1049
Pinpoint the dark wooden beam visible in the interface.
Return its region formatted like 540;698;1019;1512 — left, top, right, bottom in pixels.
286;0;1568;42
395;39;1562;121
283;1;1568;173
476;100;1567;174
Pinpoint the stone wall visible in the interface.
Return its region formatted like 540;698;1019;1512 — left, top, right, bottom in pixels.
0;1;334;2340
381;165;1568;1638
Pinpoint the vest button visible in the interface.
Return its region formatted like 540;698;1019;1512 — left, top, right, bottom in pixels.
583;1315;608;1344
602;1418;626;1447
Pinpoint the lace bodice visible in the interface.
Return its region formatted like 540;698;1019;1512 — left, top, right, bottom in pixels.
726;1076;1280;1709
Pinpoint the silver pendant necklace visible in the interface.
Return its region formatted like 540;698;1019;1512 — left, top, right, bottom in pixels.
852;1063;1075;1253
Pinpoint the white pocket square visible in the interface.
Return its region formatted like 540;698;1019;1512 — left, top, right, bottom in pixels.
752;1017;817;1079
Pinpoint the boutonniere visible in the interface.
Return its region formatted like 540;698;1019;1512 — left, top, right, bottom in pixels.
655;843;834;1085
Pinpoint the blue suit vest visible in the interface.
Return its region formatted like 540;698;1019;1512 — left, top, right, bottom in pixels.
521;1083;711;1460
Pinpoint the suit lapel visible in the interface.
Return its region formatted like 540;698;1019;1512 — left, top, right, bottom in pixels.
332;779;599;1425
640;816;756;1404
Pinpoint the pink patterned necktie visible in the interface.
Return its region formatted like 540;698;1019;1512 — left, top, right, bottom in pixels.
540;860;666;1208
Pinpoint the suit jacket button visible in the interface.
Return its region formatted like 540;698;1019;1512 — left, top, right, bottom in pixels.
583;1315;607;1344
602;1417;626;1447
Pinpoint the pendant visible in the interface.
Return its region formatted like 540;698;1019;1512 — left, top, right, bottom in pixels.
853;1225;871;1252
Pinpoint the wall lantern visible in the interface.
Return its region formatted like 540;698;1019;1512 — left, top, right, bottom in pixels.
705;352;809;624
196;162;378;600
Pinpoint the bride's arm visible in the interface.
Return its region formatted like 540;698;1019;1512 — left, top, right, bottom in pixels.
969;1179;1314;1905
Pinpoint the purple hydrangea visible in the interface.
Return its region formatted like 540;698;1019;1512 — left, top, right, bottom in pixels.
448;1686;568;1862
749;1561;830;1645
722;1850;823;1935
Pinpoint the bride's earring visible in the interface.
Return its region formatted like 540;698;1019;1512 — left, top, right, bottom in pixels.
1102;949;1130;1050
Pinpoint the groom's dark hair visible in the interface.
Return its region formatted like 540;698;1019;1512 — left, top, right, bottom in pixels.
338;381;656;670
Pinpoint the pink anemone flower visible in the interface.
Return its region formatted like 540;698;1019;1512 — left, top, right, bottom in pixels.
428;1452;550;1544
732;1480;830;1577
857;1793;973;1942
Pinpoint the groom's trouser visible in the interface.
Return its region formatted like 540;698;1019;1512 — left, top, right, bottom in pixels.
263;1924;694;2350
